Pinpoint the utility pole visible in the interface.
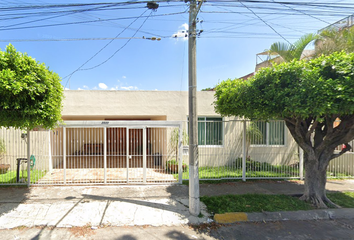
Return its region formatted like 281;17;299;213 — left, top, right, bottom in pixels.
188;0;202;216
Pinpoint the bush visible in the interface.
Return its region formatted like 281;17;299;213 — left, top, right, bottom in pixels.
166;159;187;173
234;157;273;171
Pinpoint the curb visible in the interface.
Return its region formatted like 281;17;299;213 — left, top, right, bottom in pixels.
214;208;354;223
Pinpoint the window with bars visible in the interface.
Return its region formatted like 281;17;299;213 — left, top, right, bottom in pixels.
188;117;223;146
250;120;285;146
197;117;223;146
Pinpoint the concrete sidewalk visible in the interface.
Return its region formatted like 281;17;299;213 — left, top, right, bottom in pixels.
0;179;353;229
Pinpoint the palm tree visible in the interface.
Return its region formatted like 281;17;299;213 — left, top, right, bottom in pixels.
315;27;354;56
267;33;318;62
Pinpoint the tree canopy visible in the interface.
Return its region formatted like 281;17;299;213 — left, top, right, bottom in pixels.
0;44;63;130
215;51;354;121
214;51;354;208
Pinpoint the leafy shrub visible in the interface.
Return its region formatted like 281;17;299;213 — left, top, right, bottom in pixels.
234;157;274;171
166;159;187;173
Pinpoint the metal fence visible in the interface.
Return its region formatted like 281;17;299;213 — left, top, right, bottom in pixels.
186;120;302;180
0;121;184;185
0;120;353;186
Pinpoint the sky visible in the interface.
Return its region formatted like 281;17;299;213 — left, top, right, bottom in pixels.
1;0;354;91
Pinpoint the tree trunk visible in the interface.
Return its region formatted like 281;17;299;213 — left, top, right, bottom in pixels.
300;155;339;208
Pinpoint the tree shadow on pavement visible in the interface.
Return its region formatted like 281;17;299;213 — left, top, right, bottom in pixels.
165;230;200;240
116;235;137;240
81;194;190;215
0;187;29;217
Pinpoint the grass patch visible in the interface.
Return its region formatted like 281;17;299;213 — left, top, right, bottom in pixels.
169;157;353;181
200;194;314;214
327;171;353;179
182;179;286;185
175;165;300;180
201;194;310;214
0;169;46;184
327;192;354;208
200;192;354;214
171;165;353;181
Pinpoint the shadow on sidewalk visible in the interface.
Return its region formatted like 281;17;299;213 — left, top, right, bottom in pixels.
81;193;190;215
0;187;29;217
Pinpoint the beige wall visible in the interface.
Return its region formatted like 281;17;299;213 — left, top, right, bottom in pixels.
61;90;219;167
0;127;51;172
62;90;216;121
61;90;301;167
194;120;299;167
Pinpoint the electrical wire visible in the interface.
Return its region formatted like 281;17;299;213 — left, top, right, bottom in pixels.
0;37;165;42
80;11;154;71
63;9;149;86
1;0;353;91
238;1;294;46
63;9;154;88
273;0;332;25
0;11;187;31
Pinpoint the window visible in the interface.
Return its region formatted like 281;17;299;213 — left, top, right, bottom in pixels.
250;120;285;146
197;117;223;146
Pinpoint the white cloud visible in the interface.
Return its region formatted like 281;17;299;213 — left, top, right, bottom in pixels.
172;23;189;40
98;83;108;89
83;85;89;89
122;76;126;79
77;88;83;90
181;23;188;30
64;87;70;90
121;86;138;90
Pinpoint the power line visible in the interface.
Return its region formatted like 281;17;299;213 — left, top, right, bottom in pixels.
0;37;167;42
273;0;332;25
80;11;154;71
0;2;183;21
1;1;353;31
0;3;130;28
0;11;186;31
64;9;153;88
207;5;311;37
238;1;294;46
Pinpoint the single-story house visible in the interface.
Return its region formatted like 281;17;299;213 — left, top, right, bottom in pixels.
0;90;304;184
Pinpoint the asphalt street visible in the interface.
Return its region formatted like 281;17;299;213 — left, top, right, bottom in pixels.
1;218;354;240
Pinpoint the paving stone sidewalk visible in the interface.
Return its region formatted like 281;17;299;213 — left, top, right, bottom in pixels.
0;179;353;229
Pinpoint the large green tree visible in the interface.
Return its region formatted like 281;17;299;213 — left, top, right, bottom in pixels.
0;44;63;130
214;52;354;208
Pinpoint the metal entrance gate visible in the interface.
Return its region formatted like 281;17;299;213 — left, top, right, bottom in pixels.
37;121;183;185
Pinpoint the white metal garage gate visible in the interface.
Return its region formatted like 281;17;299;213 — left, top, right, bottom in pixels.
38;121;184;185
